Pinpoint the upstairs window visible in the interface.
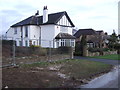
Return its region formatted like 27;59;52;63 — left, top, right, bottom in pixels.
25;26;28;37
14;28;17;34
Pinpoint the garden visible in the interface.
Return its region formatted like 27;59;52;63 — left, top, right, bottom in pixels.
2;59;112;88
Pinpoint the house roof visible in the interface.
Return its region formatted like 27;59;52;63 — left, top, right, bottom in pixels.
11;11;75;27
55;33;76;39
96;30;104;35
74;28;96;38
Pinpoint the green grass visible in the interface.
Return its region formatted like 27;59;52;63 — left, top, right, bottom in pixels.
21;59;70;67
59;59;112;79
90;54;120;60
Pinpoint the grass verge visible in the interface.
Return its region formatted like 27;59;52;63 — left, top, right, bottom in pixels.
90;54;120;60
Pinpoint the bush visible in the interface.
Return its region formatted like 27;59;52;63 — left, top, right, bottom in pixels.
2;40;16;46
30;46;47;56
88;47;98;52
74;51;82;56
57;46;72;54
103;48;110;51
88;47;107;52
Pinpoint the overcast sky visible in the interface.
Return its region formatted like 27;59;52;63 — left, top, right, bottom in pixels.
0;0;119;35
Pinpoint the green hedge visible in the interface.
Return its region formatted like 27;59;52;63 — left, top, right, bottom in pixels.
2;40;16;46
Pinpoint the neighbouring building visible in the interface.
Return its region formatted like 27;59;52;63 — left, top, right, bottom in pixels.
74;29;109;48
6;6;76;48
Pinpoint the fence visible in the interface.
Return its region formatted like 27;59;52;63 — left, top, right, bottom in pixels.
2;38;74;67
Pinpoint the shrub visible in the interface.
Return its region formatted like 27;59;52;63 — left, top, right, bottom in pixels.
74;51;82;56
58;46;72;54
2;40;16;46
103;48;110;51
88;47;98;52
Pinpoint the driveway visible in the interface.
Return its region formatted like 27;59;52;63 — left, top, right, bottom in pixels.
74;56;119;65
74;56;120;89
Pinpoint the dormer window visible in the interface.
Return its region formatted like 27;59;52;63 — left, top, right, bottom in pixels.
14;28;17;34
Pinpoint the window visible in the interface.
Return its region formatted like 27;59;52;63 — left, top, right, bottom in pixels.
56;39;75;47
25;40;28;46
25;26;28;37
71;39;75;47
61;39;65;46
19;41;22;46
33;41;35;45
65;39;70;46
56;39;59;48
14;28;17;34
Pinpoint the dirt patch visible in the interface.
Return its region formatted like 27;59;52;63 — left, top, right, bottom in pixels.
2;59;113;88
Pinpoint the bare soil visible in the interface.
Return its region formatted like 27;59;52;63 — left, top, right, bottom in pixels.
2;59;113;88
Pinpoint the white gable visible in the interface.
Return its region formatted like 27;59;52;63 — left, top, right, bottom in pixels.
57;15;71;27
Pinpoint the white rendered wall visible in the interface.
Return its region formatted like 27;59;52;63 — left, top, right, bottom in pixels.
6;26;31;46
6;28;14;39
29;25;40;46
41;25;55;48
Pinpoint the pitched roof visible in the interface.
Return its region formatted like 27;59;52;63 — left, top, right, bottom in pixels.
11;11;75;27
55;33;76;39
96;30;104;35
74;28;96;38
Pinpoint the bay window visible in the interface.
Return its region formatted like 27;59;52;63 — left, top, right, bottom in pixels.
56;39;75;48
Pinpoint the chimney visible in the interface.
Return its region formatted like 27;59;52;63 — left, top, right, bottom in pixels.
43;6;48;23
35;10;39;16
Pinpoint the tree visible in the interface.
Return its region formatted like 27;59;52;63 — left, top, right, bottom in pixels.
108;30;119;50
81;35;87;56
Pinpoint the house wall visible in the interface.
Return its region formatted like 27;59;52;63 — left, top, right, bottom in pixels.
6;27;22;46
6;28;14;39
6;24;73;48
29;25;40;46
41;25;55;48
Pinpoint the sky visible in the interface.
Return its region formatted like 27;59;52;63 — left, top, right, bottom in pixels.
0;0;119;35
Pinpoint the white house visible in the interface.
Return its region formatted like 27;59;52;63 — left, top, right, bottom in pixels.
6;6;76;48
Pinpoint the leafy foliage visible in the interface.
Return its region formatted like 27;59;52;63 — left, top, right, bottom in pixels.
108;30;119;50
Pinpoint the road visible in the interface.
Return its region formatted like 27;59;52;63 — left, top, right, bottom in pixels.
74;56;120;89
